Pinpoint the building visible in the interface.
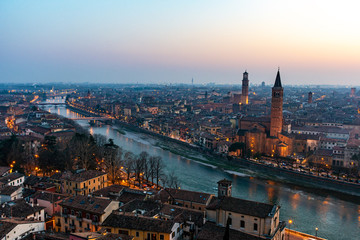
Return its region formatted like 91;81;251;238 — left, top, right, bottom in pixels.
29;191;68;217
0;199;45;221
205;180;285;240
238;70;293;157
55;195;119;233
61;170;108;196
0;219;45;240
241;71;249;105
0;186;23;204
102;213;181;240
0;172;25;188
158;188;214;211
308;91;313;104
270;70;283;138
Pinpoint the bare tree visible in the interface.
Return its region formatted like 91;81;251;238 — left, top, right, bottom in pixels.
134;151;149;186
123;151;135;187
152;156;164;189
163;170;181;189
103;139;123;184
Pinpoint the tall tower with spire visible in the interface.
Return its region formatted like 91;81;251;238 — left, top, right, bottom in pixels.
270;69;283;137
241;71;249;105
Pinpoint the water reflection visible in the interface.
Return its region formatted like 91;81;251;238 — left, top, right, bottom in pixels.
40;103;360;240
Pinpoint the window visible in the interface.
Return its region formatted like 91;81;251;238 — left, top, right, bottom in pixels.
94;179;95;183
136;232;139;237
240;220;245;228
254;223;258;231
71;210;74;215
160;235;164;240
86;213;90;219
172;232;175;238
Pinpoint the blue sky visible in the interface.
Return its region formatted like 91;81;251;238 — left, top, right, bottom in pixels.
1;1;359;85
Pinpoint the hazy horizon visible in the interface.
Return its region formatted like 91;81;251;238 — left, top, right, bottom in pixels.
1;1;359;85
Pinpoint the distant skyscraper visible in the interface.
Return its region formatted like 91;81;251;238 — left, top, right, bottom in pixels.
261;81;265;87
351;88;356;97
241;71;249;105
270;69;283;137
308;91;313;103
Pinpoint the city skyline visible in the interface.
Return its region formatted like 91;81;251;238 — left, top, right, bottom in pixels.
1;0;360;85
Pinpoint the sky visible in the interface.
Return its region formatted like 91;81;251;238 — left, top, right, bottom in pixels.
0;0;360;85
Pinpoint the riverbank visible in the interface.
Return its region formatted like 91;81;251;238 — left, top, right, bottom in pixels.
65;103;360;198
41;102;360;240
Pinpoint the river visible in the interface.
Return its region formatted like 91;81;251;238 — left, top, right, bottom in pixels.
41;98;360;240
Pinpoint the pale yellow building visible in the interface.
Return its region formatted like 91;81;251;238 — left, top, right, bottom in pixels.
102;213;182;240
61;170;108;196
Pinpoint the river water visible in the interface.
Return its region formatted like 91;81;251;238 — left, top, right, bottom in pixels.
42;98;359;240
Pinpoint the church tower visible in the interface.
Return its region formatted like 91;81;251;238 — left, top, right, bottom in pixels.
270;69;283;137
241;71;249;105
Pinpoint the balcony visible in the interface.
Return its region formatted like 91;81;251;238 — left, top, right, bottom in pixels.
77;216;83;221
92;221;100;226
62;213;68;218
69;224;76;230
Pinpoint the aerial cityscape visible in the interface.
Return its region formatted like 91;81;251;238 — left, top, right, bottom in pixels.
0;1;359;240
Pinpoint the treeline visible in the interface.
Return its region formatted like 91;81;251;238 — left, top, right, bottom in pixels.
0;133;179;189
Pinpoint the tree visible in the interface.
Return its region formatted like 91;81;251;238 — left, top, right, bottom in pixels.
228;142;246;157
134;151;149;185
123;151;135;187
151;156;164;189
103;139;123;184
68;133;97;170
163;170;181;189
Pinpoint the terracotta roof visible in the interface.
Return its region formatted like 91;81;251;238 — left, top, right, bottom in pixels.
0;220;17;239
197;222;263;240
62;170;106;182
31;191;67;203
120;199;162;217
92;184;126;198
0;185;21;196
0;172;24;183
117;189;146;203
24;175;50;187
0;199;45;218
206;196;275;218
60;195;113;214
0;167;11;177
102;213;175;233
159;188;213;205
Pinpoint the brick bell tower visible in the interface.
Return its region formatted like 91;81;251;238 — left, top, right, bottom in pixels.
241;71;249;105
270;69;283;137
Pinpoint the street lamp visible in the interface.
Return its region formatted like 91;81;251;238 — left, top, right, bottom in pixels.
315;227;318;237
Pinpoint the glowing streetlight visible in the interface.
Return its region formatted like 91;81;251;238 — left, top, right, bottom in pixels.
315;227;318;237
